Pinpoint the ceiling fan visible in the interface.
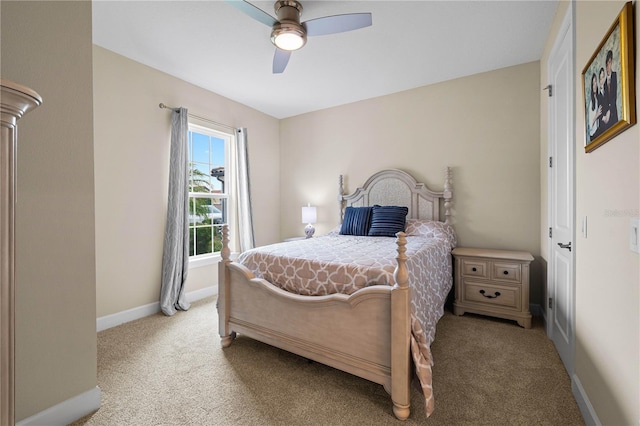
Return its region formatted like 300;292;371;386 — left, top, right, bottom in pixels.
225;0;372;73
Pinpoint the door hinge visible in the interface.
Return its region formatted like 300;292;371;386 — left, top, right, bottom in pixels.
549;227;552;238
544;84;553;97
548;297;553;309
549;156;553;167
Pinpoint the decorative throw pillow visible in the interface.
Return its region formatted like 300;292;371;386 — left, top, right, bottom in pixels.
340;206;373;236
368;205;409;237
405;219;458;247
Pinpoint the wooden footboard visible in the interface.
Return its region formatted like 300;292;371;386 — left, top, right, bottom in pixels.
217;226;412;420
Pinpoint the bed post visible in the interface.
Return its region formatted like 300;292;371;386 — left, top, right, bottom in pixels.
218;225;235;347
337;174;345;223
391;232;411;420
443;166;452;225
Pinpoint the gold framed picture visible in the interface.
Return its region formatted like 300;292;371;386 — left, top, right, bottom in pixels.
581;1;636;153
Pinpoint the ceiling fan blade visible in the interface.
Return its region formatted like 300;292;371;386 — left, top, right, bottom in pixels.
303;13;372;37
273;48;291;74
224;0;277;27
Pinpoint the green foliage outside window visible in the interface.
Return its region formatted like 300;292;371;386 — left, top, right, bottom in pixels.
189;164;224;257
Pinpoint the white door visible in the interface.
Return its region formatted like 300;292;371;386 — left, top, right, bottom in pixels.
547;7;575;374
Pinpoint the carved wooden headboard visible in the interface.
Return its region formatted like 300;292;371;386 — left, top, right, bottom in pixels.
338;168;452;224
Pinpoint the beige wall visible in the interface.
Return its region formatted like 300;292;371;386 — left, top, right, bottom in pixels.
1;1;97;421
280;62;543;304
92;46;281;318
541;1;639;424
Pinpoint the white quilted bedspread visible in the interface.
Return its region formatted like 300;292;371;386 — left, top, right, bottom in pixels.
236;220;456;417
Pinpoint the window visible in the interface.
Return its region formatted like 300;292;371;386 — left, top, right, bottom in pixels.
188;123;231;259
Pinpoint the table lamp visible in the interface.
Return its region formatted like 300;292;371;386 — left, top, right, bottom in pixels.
301;203;317;238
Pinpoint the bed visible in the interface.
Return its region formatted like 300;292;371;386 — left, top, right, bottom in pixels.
217;168;454;420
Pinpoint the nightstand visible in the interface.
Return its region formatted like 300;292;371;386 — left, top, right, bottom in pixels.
452;247;533;328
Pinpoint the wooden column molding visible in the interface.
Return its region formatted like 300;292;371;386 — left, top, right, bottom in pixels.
1;79;42;426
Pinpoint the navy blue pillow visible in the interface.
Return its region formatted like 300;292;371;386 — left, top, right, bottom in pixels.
340;206;372;236
367;205;409;237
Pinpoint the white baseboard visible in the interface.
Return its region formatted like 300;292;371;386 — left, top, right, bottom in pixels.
572;373;601;426
96;285;217;332
186;285;218;303
96;299;160;332
16;386;101;426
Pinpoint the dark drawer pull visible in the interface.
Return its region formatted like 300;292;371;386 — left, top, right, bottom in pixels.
503;270;509;275
472;267;477;272
479;289;501;299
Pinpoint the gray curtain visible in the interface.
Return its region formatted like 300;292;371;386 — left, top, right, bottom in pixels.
234;128;255;251
160;108;190;316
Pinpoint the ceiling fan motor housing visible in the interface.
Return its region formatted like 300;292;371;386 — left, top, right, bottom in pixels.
274;0;303;21
271;0;307;50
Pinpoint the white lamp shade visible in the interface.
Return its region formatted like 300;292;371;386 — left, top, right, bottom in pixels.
274;32;305;50
301;205;317;224
271;23;307;51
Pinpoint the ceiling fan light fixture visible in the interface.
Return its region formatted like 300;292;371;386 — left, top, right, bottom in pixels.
271;24;306;51
271;1;306;51
226;0;373;73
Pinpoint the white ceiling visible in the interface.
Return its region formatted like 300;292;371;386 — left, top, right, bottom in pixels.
92;0;558;119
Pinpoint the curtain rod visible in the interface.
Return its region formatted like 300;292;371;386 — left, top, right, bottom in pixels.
159;103;238;132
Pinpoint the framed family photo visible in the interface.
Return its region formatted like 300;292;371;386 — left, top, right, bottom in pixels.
581;1;636;153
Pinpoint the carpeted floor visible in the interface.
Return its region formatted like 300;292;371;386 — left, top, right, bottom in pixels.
70;297;584;425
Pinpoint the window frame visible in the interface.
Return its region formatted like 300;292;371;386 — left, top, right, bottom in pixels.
187;122;232;266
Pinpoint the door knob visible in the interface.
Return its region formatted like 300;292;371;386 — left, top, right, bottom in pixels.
557;242;572;252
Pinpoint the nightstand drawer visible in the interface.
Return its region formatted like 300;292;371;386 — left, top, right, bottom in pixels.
463;281;521;310
460;259;489;279
492;261;521;283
